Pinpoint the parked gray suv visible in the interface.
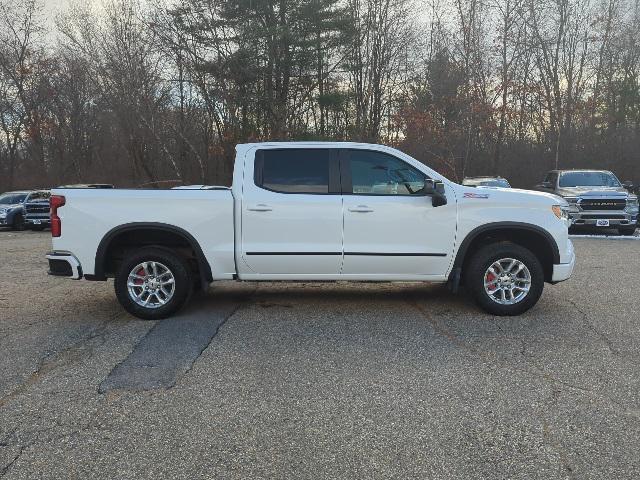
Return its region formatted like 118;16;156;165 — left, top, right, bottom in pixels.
536;170;638;235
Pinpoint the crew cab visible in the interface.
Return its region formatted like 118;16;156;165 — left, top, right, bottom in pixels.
536;169;638;235
46;142;575;319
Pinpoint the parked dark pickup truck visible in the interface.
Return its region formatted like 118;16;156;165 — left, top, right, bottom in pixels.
536;170;638;235
24;190;51;230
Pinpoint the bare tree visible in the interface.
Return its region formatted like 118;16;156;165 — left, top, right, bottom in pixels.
0;0;45;190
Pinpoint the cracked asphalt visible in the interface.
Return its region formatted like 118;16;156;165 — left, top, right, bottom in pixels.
0;230;639;479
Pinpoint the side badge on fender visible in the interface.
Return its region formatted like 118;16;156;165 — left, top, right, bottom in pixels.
464;192;490;199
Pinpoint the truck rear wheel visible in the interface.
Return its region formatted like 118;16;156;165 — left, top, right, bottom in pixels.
114;247;192;320
465;242;544;316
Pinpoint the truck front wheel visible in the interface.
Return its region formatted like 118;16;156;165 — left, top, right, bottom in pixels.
115;247;192;320
465;242;544;316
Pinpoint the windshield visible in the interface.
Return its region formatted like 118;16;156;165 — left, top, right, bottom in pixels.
27;191;50;202
559;172;621;188
0;193;27;205
465;178;510;188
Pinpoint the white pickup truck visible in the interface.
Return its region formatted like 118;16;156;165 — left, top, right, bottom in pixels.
46;142;575;319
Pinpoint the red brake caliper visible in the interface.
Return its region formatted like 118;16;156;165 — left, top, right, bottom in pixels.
134;268;145;285
486;272;497;292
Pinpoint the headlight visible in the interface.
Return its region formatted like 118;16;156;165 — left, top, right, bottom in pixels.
552;205;570;224
0;208;8;216
627;197;639;211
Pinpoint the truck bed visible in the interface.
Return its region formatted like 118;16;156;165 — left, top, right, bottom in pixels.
51;188;236;279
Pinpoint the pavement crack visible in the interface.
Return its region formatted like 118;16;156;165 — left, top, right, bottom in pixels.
99;285;259;393
0;318;115;410
0;444;26;478
412;300;640;421
409;301;618;401
539;388;576;479
176;285;259;387
565;298;619;355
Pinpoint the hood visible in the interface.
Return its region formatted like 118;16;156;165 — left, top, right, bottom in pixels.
0;203;23;210
459;186;566;206
555;186;630;198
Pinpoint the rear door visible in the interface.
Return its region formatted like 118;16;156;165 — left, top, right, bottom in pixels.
340;148;456;276
240;148;344;275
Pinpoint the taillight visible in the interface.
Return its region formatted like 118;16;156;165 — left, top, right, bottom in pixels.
50;195;65;237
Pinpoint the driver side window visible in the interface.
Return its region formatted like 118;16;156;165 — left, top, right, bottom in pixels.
347;150;427;195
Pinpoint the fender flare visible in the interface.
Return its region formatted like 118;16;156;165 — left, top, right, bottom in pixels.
450;221;561;280
92;222;213;282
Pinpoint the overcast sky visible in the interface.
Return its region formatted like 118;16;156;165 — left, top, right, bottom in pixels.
41;0;71;35
43;0;71;18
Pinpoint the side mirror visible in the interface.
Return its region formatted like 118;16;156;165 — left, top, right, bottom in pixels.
539;181;552;189
623;180;633;189
424;179;447;207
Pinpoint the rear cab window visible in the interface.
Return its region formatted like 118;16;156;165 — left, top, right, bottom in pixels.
254;149;337;194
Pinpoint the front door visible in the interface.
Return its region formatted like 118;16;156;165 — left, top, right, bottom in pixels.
340;149;456;276
241;148;343;275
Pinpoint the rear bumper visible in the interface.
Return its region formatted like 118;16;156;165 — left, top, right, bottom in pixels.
46;251;82;279
551;240;575;283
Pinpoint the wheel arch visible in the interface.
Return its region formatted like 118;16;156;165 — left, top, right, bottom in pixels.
451;222;560;284
92;222;213;284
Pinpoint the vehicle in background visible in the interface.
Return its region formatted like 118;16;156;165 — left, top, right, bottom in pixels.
623;181;640;196
46;142;575;320
171;185;227;190
536;170;638;235
0;191;29;230
462;176;511;188
24;190;51;230
57;184;114;189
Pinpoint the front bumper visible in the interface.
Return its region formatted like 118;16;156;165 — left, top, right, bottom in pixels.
46;251;82;279
569;211;637;227
551;239;575;283
26;217;51;226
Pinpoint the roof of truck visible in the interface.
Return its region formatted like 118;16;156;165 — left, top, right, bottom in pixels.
548;169;614;173
237;141;386;148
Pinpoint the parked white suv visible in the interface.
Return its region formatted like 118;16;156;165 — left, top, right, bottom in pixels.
46;142;575;319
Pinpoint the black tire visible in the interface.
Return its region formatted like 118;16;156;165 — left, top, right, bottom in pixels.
618;226;637;236
114;247;192;320
12;214;25;231
465;242;545;316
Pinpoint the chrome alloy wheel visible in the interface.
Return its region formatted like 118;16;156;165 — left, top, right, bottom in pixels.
483;258;532;305
127;261;176;309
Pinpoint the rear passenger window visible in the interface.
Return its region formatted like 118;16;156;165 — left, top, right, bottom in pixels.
256;149;330;194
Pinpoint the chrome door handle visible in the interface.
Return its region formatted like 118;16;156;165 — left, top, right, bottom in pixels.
247;204;273;212
348;205;374;213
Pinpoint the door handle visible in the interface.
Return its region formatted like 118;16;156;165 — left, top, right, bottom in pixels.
348;205;374;213
247;204;273;212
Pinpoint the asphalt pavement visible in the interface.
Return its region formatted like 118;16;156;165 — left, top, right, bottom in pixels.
0;230;639;479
